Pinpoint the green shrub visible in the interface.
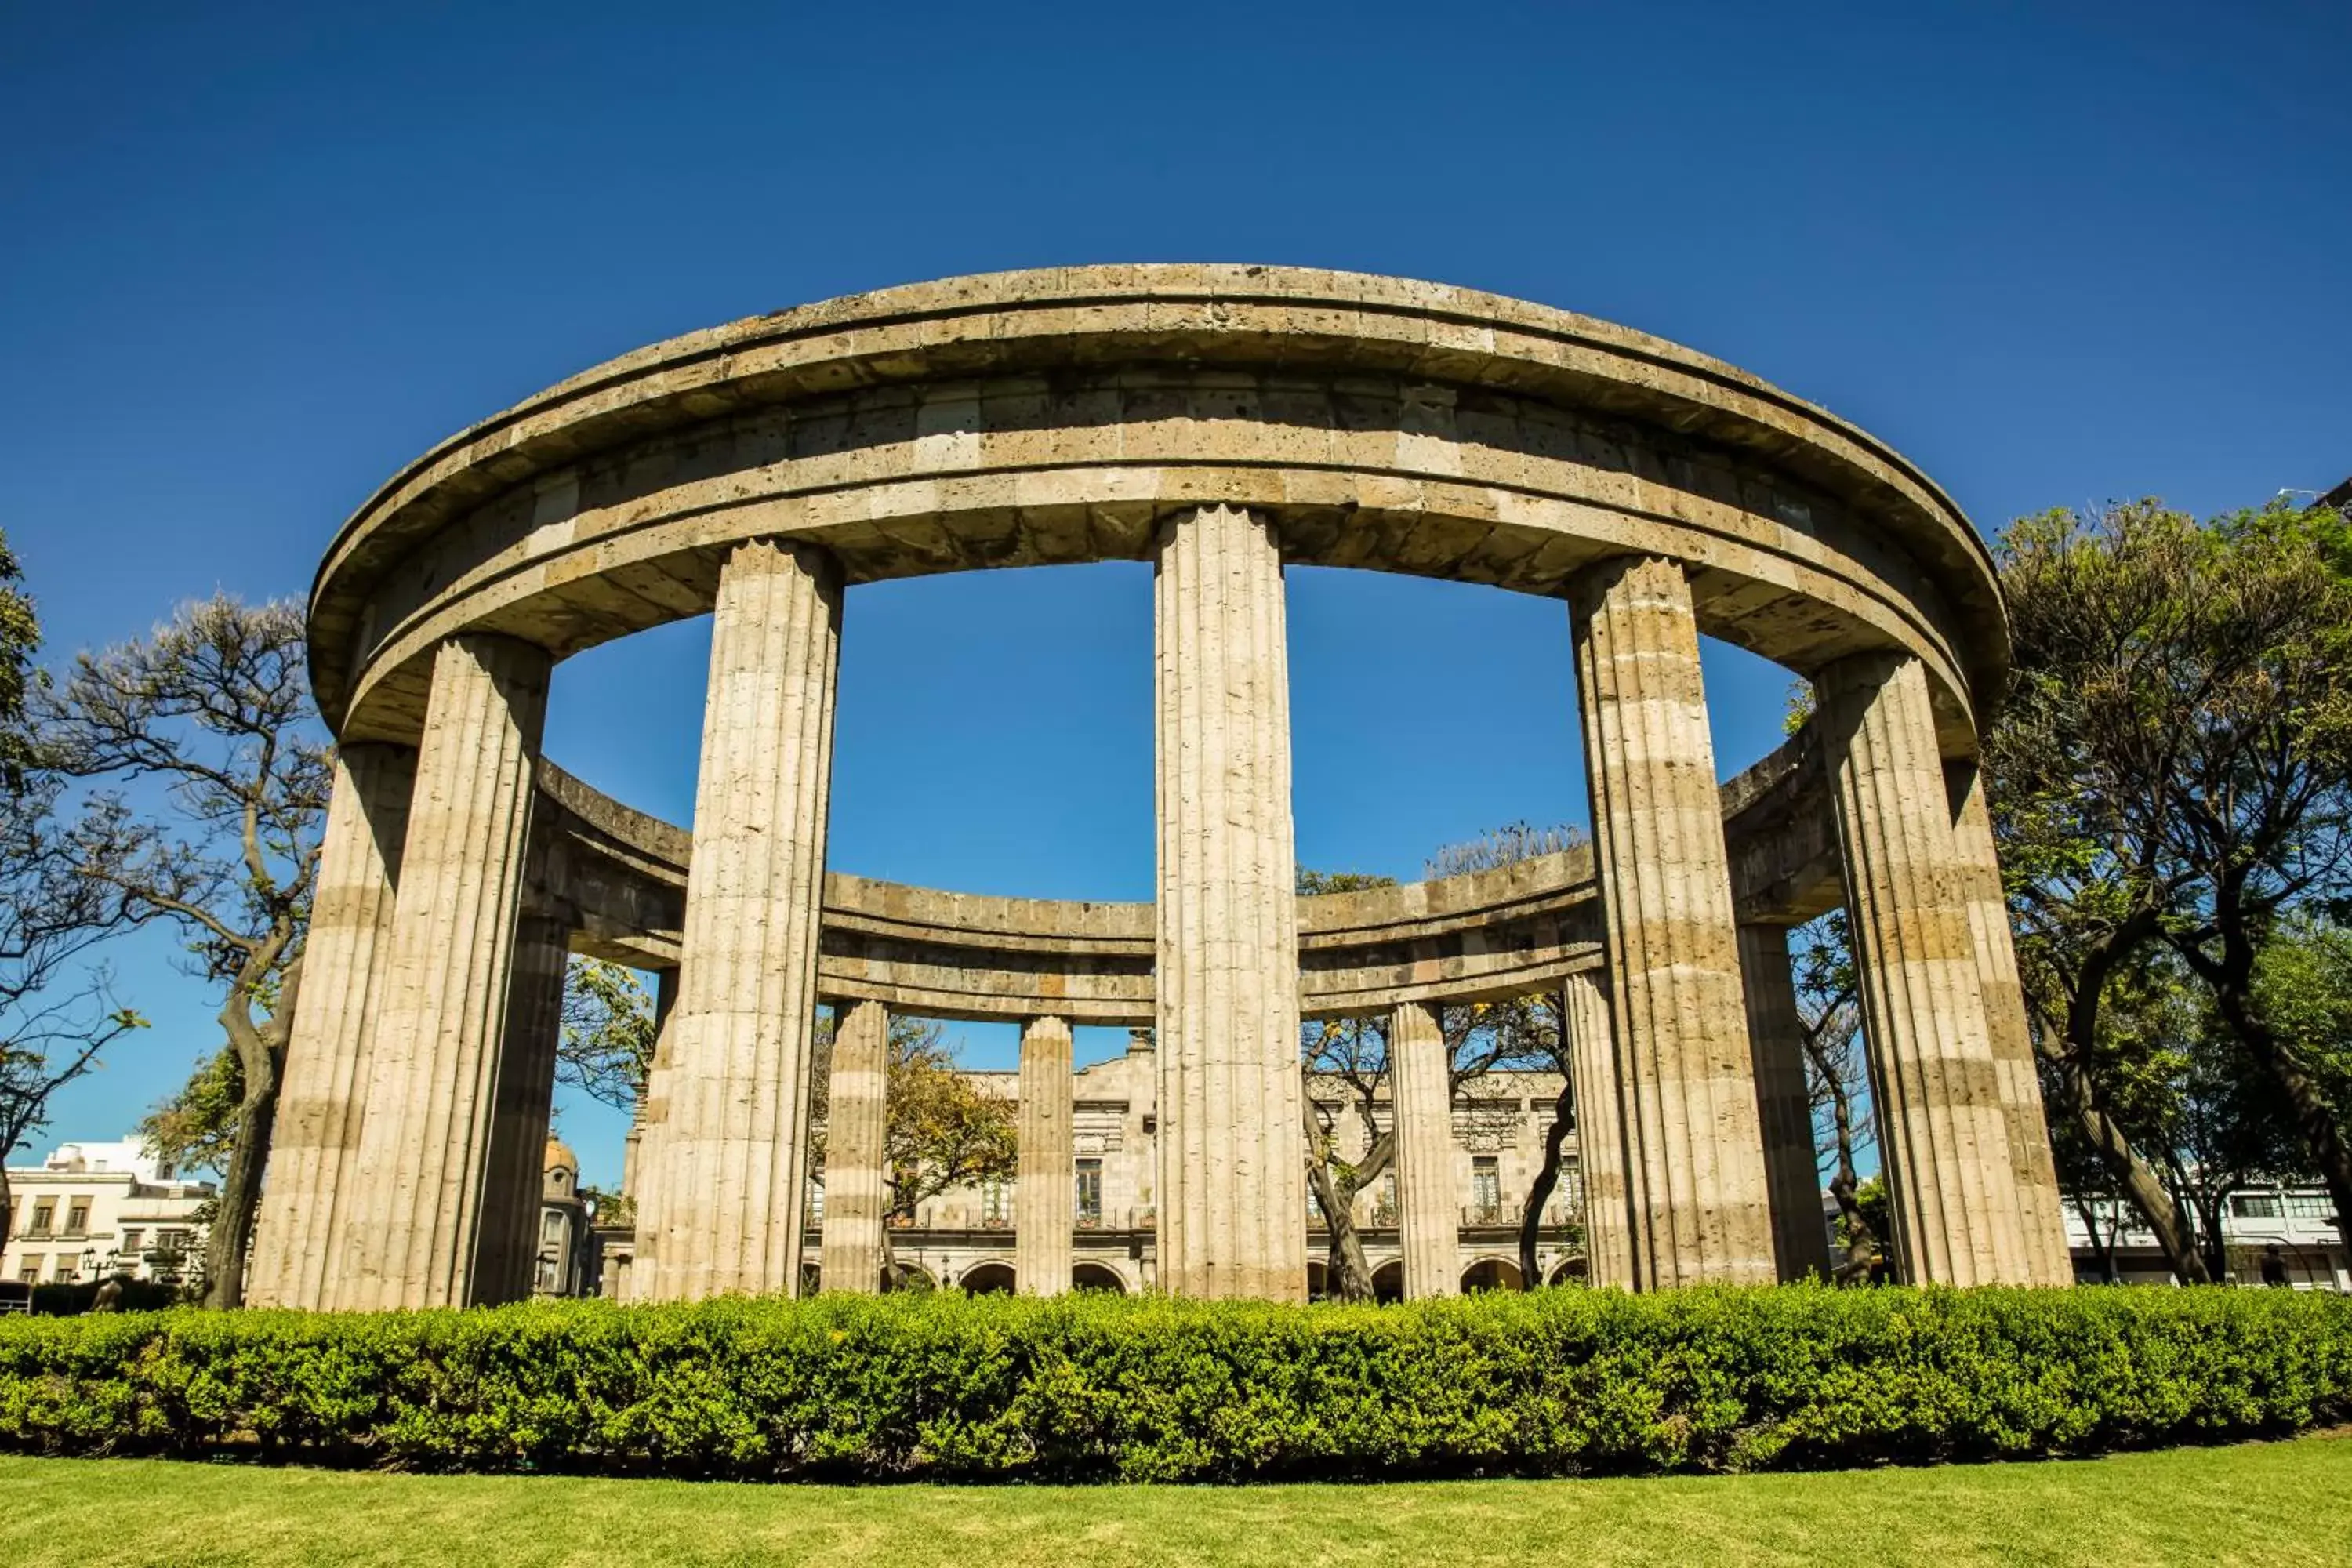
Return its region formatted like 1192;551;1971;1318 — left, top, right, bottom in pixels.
2;1286;2346;1482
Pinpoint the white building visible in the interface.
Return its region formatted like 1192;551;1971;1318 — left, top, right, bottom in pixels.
2;1138;215;1287
2063;1183;2348;1290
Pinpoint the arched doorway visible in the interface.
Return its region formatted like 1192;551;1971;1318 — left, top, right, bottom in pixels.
1546;1257;1589;1287
1370;1261;1404;1303
1305;1261;1329;1301
960;1261;1016;1294
1071;1262;1127;1295
889;1261;938;1294
1460;1258;1523;1293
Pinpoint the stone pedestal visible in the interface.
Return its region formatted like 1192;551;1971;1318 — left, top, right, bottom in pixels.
340;633;551;1311
1947;761;2074;1285
1388;1001;1457;1298
1015;1014;1075;1296
1817;652;2027;1285
634;539;842;1301
248;742;415;1311
819;1000;891;1294
1152;504;1307;1301
1559;970;1632;1287
1736;924;1832;1281
1570;555;1777;1287
471;911;571;1303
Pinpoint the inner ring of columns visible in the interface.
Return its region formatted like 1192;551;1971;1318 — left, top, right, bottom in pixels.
272;266;2069;1314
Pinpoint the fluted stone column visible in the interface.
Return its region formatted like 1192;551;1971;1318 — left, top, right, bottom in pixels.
819;1000;890;1294
1736;924;1832;1282
1817;651;2028;1286
1947;761;2074;1285
621;970;677;1205
341;633;551;1311
1388;1001;1457;1298
1569;555;1777;1287
471;911;571;1303
1559;970;1633;1287
1153;503;1307;1301
1014;1014;1075;1296
633;538;841;1301
247;742;415;1311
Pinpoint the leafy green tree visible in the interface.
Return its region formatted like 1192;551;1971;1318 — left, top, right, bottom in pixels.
557;957;659;1111
41;597;328;1307
1991;499;2352;1273
0;532;144;1251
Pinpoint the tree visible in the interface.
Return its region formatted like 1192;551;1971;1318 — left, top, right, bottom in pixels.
557;957;658;1112
1992;500;2352;1273
41;597;329;1308
0;533;144;1250
1789;913;1880;1283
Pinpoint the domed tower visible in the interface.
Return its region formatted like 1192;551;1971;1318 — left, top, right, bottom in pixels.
535;1135;587;1297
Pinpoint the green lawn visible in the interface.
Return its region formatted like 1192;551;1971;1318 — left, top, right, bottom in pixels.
2;1437;2346;1568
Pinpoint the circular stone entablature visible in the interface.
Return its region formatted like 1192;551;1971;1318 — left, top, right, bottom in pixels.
310;266;2005;764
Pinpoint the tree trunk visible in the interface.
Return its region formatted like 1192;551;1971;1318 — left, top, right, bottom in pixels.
203;1042;279;1310
1518;1078;1575;1290
2038;1037;2207;1283
0;1164;13;1253
2071;1197;2110;1283
1306;1156;1374;1300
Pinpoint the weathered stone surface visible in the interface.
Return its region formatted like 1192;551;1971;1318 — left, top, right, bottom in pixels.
341;633;550;1311
310;269;2003;762
1155;504;1307;1301
1388;1000;1457;1299
1737;923;1833;1282
633;539;841;1301
296;268;2056;1306
246;742;415;1311
1947;761;2074;1285
819;999;890;1294
1561;968;1631;1287
1818;652;2028;1286
471;911;570;1303
1571;554;1777;1287
1014;1014;1075;1296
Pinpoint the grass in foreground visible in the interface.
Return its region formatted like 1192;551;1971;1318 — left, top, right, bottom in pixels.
2;1436;2348;1568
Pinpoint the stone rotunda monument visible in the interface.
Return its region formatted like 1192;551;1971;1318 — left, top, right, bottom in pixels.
249;265;2072;1312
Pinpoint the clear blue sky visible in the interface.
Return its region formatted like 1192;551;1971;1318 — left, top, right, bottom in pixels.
4;2;2346;1188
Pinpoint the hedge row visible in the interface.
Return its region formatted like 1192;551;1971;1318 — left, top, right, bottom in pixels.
3;1285;2347;1482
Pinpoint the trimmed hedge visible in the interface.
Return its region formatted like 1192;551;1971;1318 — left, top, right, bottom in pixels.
2;1285;2347;1482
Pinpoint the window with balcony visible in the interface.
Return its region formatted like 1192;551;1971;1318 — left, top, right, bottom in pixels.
981;1178;1011;1228
15;1259;38;1284
1075;1159;1102;1227
64;1202;89;1237
52;1254;77;1282
121;1228;143;1254
27;1200;53;1237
